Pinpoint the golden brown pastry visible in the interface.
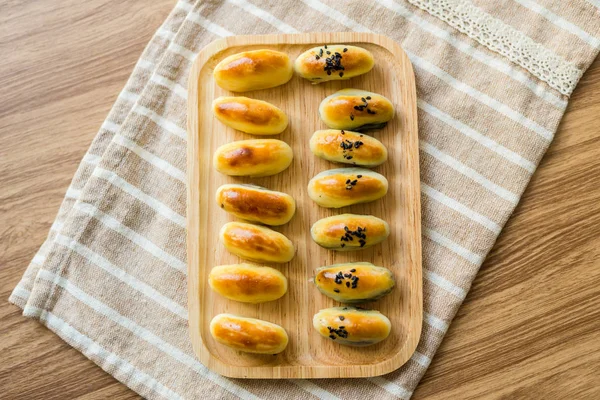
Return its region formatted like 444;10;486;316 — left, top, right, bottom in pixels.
212;96;288;135
309;129;387;167
319;89;394;131
210;314;289;354
213;139;293;177
307;168;388;208
313;307;391;346
213;49;293;92
220;221;295;263
209;264;288;303
311;214;389;251
314;262;395;303
216;184;296;226
294;45;374;83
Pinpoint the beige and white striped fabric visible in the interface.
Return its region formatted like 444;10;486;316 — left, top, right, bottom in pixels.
9;0;600;398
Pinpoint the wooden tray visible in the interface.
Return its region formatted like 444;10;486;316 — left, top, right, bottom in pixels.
187;32;422;379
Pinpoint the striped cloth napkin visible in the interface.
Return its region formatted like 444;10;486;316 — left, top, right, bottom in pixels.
9;0;600;398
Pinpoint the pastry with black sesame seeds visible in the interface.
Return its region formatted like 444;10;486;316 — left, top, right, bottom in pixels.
310;214;389;251
309;129;388;167
314;262;395;303
319;89;394;131
313;307;391;346
307;168;388;208
294;45;374;83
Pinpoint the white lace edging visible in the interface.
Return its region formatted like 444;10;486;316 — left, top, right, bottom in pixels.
407;0;583;96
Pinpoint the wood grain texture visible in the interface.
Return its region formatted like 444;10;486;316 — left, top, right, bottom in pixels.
0;0;599;398
187;33;422;378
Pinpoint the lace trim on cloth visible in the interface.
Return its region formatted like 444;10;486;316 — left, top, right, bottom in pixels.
406;0;583;96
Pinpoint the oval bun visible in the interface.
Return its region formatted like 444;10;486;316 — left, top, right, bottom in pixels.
309;129;387;167
214;49;293;92
216;184;295;226
319;89;394;131
210;314;289;353
213;139;292;177
209;264;288;303
307;168;388;208
313;307;391;346
213;96;288;135
310;214;389;251
314;262;395;303
220;222;295;263
294;45;374;83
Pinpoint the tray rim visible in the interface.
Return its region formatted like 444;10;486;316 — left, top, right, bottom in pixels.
187;32;422;379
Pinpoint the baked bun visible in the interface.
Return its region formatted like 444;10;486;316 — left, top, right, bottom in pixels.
220;222;295;263
294;45;374;83
310;129;387;167
319;89;394;131
216;184;295;226
213;139;293;177
314;262;395;303
213;49;293;92
313;307;391;346
210;314;289;354
311;214;389;251
212;96;288;135
209;264;288;303
307;168;388;208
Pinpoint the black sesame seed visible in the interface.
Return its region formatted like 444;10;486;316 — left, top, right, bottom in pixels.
339;72;344;77
327;70;331;75
350;114;354;121
366;96;371;100
351;179;358;185
346;156;353;160
341;130;345;135
220;203;224;208
344;273;351;278
315;55;320;60
329;335;336;339
334;289;340;293
324;45;328;49
341;243;345;248
350;269;356;272
346;282;350;287
361;97;366;102
346;179;351;184
343;48;348;52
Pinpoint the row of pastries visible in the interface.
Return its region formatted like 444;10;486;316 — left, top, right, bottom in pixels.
208;45;397;354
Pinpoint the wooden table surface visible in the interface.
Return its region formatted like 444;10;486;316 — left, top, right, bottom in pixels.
1;1;599;398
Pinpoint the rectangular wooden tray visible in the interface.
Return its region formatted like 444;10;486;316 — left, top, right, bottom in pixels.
187;32;422;379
